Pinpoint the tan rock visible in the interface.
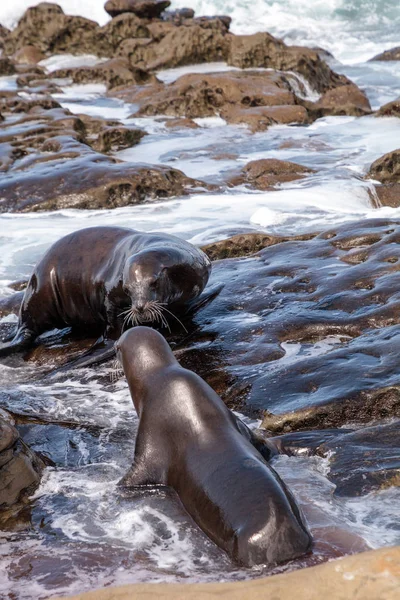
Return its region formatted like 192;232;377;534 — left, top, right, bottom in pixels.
104;0;171;19
227;33;347;93
202;232;314;260
0;57;16;76
306;82;372;117
164;117;199;129
55;547;400;600
3;2;98;56
376;98;400;117
13;45;45;65
367;149;400;184
228;159;313;190
224;105;309;131
118;21;229;70
127;71;297;120
373;184;400;208
370;46;400;61
51;58;155;90
92;126;146;153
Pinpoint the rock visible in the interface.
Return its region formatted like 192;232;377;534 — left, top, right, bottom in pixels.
91;126;146;153
164;118;199;129
0;104;206;211
162;8;195;23
319;420;400;496
0;24;10;48
224;105;309;132
126;71;299;121
373;184;400;208
0;292;24;318
0;412;45;530
305;82;372;118
172;219;400;423
51;547;400;600
118;21;229;70
3;2;99;56
227;159;314;190
376;98;400;117
227;33;347;93
0;57;16;76
0;153;202;212
370;46;400;61
13;45;45;65
51;58;156;90
8;280;28;292
95;13;151;56
0;95;61;113
201;232;315;261
368;149;400;184
105;0;171;19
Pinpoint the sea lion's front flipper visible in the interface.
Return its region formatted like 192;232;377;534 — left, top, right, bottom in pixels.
184;282;224;315
0;328;35;357
117;462;158;488
49;338;116;374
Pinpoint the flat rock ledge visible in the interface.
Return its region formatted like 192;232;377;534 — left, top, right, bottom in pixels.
56;546;400;600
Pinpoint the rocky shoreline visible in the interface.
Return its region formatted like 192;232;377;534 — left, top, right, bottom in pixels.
1;1;400;597
1;2;399;213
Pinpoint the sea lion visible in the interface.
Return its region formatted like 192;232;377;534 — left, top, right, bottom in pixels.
0;227;213;362
116;326;312;567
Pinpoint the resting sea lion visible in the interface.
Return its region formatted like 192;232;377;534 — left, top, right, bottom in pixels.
116;326;312;567
0;227;213;363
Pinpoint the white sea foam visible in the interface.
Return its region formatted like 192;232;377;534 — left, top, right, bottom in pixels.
39;54;109;73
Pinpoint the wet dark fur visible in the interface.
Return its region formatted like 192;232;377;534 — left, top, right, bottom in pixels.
117;326;312;567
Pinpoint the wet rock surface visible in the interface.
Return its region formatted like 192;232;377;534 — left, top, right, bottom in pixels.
172;219;400;436
0;410;45;530
227;159;314;190
0;104;204;211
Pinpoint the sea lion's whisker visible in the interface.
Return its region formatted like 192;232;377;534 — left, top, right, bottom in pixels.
110;357;124;383
159;305;188;333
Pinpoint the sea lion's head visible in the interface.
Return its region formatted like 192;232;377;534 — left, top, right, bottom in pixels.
115;327;176;410
121;247;202;330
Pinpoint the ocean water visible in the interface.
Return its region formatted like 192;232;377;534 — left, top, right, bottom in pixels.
1;1;400;598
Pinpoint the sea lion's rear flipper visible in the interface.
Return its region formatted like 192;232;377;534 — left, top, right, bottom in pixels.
185;282;224;315
0;328;35;357
234;416;280;460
